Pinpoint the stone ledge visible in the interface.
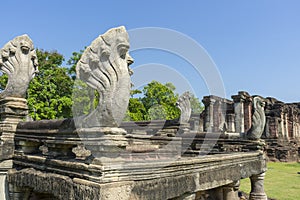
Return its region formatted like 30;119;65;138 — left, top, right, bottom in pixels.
9;152;266;199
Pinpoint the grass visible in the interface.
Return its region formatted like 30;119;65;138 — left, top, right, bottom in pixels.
240;162;300;200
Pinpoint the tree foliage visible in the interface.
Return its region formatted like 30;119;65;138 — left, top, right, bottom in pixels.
125;82;204;121
67;49;84;80
125;81;179;121
0;74;8;92
72;80;100;117
67;49;101;117
190;93;204;114
27;50;74;120
141;81;180;120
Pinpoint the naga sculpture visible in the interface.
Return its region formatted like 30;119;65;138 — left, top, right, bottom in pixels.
176;91;192;124
0;35;38;98
76;26;133;127
246;96;266;140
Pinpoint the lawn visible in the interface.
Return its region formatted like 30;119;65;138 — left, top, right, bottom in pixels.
240;162;300;200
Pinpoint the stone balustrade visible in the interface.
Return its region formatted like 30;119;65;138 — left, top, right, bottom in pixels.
4;118;267;199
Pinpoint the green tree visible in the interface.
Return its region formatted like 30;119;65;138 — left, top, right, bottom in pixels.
190;93;204;114
141;81;180;120
67;49;100;117
27;50;74;120
67;49;84;80
124;98;148;121
0;74;7;92
72;79;99;117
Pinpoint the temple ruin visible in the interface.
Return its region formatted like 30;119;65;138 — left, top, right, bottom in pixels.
199;91;300;162
0;27;274;199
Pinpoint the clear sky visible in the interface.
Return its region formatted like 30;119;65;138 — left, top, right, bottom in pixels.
1;0;300;102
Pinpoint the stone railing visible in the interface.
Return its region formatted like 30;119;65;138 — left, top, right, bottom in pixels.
8;118;268;200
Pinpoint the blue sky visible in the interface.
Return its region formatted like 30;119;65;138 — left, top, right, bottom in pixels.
1;1;300;102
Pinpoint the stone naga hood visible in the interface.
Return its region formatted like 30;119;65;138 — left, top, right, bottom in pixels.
246;96;266;140
0;35;38;98
76;26;133;128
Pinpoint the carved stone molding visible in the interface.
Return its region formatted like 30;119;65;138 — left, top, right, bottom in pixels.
0;97;28;124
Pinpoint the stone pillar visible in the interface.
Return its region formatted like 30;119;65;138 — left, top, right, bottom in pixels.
284;113;289;140
279;114;284;138
232;91;252;134
243;98;252;132
223;181;239;200
208;187;223;200
264;116;270;138
226;114;235;132
232;94;245;133
202;97;216;132
249;172;267;200
0;160;11;200
292;112;297;138
218;101;227;132
0;97;28;200
295;120;299;138
8;183;31;200
208;181;239;200
266;116;282;138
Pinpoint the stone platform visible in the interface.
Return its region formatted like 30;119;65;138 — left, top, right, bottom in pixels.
9;152;266;200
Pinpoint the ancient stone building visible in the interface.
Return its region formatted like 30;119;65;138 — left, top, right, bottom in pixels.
200;91;300;162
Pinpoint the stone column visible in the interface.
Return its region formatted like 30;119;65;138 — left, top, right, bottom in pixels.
223;181;239;200
231;91;252;134
267;116;282;139
208;181;239;200
0;97;28;200
264;116;270;138
226;114;235;132
243;98;253;132
284;113;289;140
273;117;279;138
232;95;245;133
8;182;31;200
249;172;267;200
292;112;297;138
208;187;223;200
279;114;284;138
218;101;227;132
202;97;216;132
0;160;11;200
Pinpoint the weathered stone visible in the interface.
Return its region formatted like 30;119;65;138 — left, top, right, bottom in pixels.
177;92;192;124
8;152;266;200
72;144;92;160
202;95;230;133
0;97;29;200
246;96;266;140
199;92;300;161
0;35;38;98
249;172;267;200
0;97;28;124
76;26;133;128
0;29;273;200
232;91;252;133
